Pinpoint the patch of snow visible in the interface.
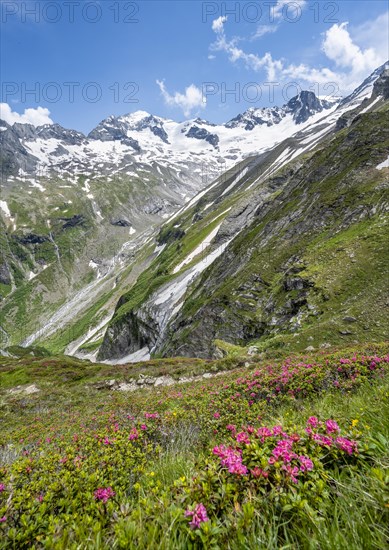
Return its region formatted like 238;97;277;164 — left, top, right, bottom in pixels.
28;179;46;192
83;179;91;193
155;236;233;310
0;200;11;217
359;95;382;114
173;221;223;274
104;347;151;364
154;243;166;255
376;155;389;170
67;313;114;357
221;166;249;196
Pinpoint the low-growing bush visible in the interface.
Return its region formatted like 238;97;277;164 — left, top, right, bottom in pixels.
0;343;388;548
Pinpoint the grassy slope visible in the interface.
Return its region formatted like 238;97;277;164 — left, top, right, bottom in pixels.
160;108;389;356
0;170;174;349
100;106;389;360
0;342;388;548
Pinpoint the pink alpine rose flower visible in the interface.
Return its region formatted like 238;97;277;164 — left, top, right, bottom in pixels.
307;416;319;428
185;503;208;529
325;419;340;434
299;455;314;472
94;487;115;503
236;432;250;444
336;437;357;455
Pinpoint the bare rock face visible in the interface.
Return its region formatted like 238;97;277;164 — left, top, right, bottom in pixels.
0;262;11;285
247;346;259;356
8;384;40;395
286;91;326;124
185;126;219;148
111;219;132;227
372;67;389;100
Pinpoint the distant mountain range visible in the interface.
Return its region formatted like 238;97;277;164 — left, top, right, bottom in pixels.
0;61;388;360
0;90;342;182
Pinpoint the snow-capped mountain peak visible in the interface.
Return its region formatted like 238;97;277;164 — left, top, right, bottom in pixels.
88;111;170;145
225;105;285;130
225;91;340;131
339;60;389;108
1;64;387;191
285;90;335;124
119;110;152;123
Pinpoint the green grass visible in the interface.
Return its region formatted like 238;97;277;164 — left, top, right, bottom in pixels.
0;343;388;548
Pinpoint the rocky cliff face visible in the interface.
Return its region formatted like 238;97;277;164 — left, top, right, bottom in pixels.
372;68;389;99
285;91;330;124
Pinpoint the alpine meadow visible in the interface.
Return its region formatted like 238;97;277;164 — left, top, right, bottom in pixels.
1;1;388;548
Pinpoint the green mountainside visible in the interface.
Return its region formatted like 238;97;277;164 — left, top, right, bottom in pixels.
99;89;389;362
0;65;388;550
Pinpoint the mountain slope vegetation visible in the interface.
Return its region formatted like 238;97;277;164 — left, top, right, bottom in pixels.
0;64;388;550
99;73;389;362
1;64;387;358
0;342;388;548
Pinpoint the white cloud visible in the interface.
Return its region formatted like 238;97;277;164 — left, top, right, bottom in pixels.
210;10;389;95
156;80;206;117
249;1;307;41
212;15;227;33
272;0;307;20
322;22;381;73
0;103;53;126
210;15;283;81
251;25;278;40
352;11;389;61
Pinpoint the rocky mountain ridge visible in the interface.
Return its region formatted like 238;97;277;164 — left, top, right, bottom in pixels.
1;62;388;358
0;90;339;183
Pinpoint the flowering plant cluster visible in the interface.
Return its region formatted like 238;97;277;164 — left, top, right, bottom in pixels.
180;417;362;530
0;413;161;546
0;343;387;547
185;503;209;530
94;487;115;503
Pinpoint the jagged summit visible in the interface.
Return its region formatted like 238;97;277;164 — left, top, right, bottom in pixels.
339;60;389;108
225;90;340;130
225;105;285;130
0;64;386;184
285;90;338;124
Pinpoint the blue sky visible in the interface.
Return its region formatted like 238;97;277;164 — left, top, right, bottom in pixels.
1;0;388;132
